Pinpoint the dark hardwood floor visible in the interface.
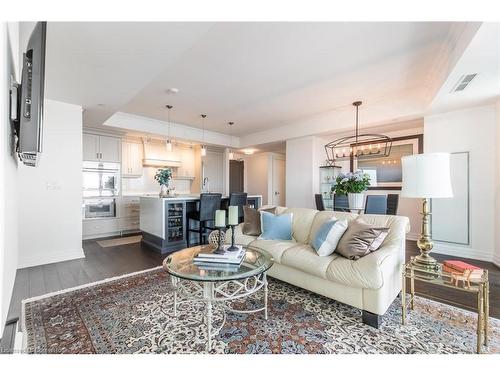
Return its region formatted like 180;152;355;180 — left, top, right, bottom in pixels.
1;236;499;352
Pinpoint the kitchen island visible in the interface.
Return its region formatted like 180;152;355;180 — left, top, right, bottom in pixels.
140;194;262;254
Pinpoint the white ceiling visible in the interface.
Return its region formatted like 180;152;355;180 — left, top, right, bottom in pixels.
429;22;500;114
37;21;484;144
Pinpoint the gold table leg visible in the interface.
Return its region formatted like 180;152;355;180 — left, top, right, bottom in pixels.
477;286;484;354
410;268;415;310
401;269;406;325
484;281;489;346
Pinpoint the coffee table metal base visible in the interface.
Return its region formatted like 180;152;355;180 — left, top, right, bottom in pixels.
171;272;268;352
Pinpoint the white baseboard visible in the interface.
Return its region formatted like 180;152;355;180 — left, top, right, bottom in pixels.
431;243;493;263
18;248;85;269
493;253;500;268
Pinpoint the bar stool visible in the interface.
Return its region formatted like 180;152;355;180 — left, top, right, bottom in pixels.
187;193;222;247
228;192;247;223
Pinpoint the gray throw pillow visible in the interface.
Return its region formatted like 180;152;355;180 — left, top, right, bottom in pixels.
242;206;277;236
336;219;389;260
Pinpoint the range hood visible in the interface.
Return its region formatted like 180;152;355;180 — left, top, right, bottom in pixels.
142;139;181;168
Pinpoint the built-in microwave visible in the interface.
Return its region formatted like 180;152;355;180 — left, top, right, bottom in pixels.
83;161;120;198
84;198;116;219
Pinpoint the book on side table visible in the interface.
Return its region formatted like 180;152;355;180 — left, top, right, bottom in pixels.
442;260;484;287
194;245;246;265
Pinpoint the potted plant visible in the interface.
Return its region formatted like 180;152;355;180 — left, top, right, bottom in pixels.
332;170;371;212
154;168;173;197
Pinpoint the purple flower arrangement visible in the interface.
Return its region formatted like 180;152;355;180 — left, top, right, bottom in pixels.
332;170;371;195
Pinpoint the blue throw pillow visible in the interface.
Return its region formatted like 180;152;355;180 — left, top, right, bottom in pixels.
312;219;348;256
258;211;293;241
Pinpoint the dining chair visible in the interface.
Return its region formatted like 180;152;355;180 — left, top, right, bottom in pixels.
333;194;349;212
364;195;388;215
386;194;400;215
315;194;325;211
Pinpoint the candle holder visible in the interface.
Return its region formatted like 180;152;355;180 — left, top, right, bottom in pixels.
226;224;239;252
213;226;226;254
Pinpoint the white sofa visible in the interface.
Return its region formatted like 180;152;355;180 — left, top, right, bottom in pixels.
227;207;410;327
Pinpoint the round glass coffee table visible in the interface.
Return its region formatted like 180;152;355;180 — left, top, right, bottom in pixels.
163;245;273;351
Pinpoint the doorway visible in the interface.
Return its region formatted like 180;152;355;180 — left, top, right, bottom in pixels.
272;157;286;206
229;159;244;193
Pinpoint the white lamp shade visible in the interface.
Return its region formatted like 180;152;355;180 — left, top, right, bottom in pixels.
401;153;453;198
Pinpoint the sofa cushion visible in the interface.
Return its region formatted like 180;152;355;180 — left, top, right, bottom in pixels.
336;219;389;260
258;211;293;240
358;214;411;243
225;224;257;246
281;244;338;279
249;239;297;264
282;207;318;244
242;206;276;236
309;211;358;246
311;219;348;256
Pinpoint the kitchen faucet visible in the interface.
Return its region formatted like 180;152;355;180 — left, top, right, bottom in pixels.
203;177;210;193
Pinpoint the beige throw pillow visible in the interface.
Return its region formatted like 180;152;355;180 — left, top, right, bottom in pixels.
336;219;389;260
242;206;277;236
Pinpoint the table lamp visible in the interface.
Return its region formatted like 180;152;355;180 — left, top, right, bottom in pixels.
401;153;453;268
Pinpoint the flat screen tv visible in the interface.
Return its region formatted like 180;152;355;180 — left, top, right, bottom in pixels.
15;21;47;167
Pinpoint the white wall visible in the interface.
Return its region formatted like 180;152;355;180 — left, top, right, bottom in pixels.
286;136;324;209
17;99;85;268
246;152;271;205
425;105;496;262
0;22;20;337
495;100;500;267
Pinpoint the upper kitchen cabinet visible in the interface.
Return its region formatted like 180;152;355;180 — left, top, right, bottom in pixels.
83;133;120;163
122;141;143;177
82;133;100;161
99;135;121;162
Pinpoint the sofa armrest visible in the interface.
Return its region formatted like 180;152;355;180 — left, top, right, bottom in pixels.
352;237;405;290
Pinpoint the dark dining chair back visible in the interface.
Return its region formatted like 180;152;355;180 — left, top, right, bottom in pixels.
364;195;388;215
333;194;349;212
315;194;325;211
386;194;400;215
229;192;248;221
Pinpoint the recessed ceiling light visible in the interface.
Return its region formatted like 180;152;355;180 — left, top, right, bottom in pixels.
243;149;255;155
166;88;179;94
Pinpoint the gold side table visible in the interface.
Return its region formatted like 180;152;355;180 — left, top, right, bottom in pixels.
401;257;489;354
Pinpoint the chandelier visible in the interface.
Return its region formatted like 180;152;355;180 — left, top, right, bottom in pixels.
324;101;392;166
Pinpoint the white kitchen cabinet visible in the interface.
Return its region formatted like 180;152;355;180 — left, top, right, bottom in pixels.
83;133;100;161
122;141;143;177
99;136;121;163
83;133;120;163
82;218;120;239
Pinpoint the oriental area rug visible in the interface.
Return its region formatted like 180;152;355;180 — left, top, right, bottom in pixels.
22;267;500;354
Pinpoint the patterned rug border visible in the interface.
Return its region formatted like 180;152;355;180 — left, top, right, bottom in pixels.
20;266;163;352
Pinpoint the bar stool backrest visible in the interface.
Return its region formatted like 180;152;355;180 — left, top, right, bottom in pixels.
229;192;248;219
199;193;222;222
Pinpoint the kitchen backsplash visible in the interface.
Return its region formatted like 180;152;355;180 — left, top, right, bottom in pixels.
122;166;192;194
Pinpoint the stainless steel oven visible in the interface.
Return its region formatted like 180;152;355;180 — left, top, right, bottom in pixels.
83;161;120;198
84;198;116;219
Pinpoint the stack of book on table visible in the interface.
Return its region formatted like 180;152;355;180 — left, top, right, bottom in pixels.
443;260;483;282
194;245;245;272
